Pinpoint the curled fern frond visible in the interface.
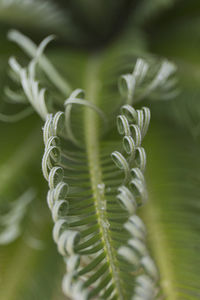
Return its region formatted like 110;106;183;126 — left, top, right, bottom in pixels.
119;58;178;104
111;105;149;181
41;78;158;299
64;89;107;146
1;32;72;122
7;56;49;119
111;104;158;299
42;112;89;299
8;30;71;96
3;32;171;298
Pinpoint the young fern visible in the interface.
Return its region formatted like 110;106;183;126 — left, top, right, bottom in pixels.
41;105;155;299
2;32;177;300
41;80;158;299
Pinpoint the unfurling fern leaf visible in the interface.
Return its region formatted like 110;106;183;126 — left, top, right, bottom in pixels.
41;100;158;299
3;32;177;300
40;77;160;298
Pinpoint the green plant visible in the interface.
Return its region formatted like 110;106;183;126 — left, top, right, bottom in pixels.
0;1;200;300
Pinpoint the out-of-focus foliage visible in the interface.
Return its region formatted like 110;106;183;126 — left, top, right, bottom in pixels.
0;0;200;299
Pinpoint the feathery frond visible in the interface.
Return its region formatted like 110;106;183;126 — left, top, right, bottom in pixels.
0;31;180;299
41;101;156;299
1;1;200;299
8;30;71;96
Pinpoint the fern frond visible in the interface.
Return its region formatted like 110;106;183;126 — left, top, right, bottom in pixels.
1;31;72;122
1;1;200;298
112;105;159;299
40;73;159;299
8;30;71;96
119;58;178;104
64;89;107;147
8;56;49;119
3;32;177;124
2;32;179;299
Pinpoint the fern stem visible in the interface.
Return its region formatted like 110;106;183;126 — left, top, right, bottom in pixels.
142;194;177;299
141;128;179;300
84;55;124;300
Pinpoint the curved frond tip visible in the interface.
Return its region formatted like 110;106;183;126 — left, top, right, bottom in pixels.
119;58;178;104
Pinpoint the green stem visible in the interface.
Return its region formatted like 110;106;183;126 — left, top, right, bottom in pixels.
142;201;177;300
142;126;178;300
84;55;124;300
